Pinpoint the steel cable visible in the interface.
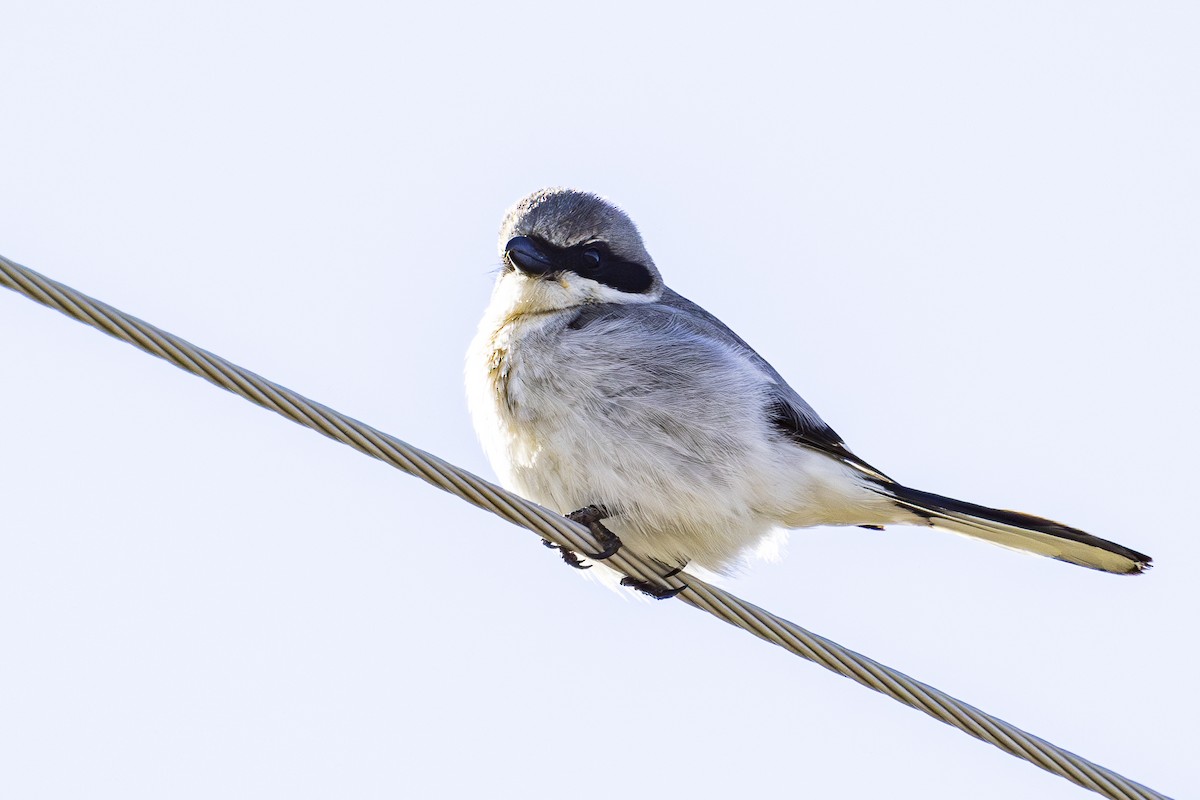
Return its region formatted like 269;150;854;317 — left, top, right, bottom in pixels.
0;252;1170;800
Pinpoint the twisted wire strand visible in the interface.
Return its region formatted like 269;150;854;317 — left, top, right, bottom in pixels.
0;252;1169;800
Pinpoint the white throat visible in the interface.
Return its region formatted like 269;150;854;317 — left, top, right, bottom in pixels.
485;269;662;326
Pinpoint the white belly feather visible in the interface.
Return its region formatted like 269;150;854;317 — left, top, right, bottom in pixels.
466;303;894;572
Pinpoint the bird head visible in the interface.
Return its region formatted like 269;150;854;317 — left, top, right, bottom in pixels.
493;188;663;313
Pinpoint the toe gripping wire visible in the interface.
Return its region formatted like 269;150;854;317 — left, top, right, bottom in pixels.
0;253;1171;800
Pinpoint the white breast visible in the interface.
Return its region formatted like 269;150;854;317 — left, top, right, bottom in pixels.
465;283;898;573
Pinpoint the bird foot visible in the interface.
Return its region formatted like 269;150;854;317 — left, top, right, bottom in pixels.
541;504;622;569
555;506;687;599
542;538;591;569
620;576;687;600
566;505;622;560
619;560;687;599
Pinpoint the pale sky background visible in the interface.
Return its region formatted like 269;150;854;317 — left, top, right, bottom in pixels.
1;3;1196;798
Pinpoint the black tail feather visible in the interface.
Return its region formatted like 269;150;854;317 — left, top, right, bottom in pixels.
887;484;1153;574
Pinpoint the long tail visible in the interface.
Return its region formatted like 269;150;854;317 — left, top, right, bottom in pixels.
884;484;1152;574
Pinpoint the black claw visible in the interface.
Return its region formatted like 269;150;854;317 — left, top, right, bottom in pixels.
559;549;592;570
620;576;687;600
542;538;592;570
566;505;623;561
587;535;622;561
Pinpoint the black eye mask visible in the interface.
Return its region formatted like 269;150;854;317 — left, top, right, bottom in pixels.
504;236;655;294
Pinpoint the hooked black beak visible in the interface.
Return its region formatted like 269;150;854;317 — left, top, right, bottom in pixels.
505;236;556;276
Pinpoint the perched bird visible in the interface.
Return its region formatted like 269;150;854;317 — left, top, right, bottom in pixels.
466;188;1151;592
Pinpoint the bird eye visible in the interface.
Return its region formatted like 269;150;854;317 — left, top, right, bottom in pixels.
582;248;602;267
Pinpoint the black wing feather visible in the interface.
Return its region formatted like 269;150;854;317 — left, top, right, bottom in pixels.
766;393;892;481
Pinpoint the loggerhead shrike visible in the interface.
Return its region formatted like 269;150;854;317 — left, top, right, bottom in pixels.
466;188;1151;596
